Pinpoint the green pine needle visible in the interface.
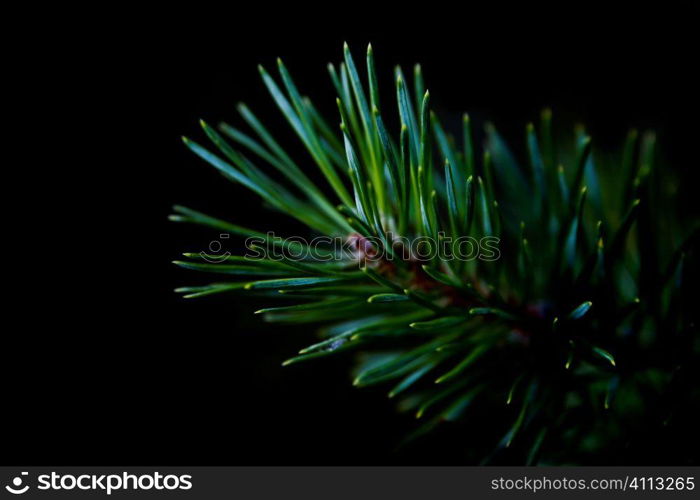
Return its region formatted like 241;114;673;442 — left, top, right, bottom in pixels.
173;44;696;464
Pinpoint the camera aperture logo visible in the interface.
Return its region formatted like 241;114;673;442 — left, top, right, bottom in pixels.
5;472;29;495
5;471;192;495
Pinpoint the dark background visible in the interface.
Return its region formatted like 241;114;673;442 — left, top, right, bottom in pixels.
5;3;698;465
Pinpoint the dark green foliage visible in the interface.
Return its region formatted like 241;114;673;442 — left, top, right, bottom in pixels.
173;44;699;463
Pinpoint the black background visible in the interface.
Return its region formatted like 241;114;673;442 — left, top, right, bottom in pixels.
5;3;699;465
